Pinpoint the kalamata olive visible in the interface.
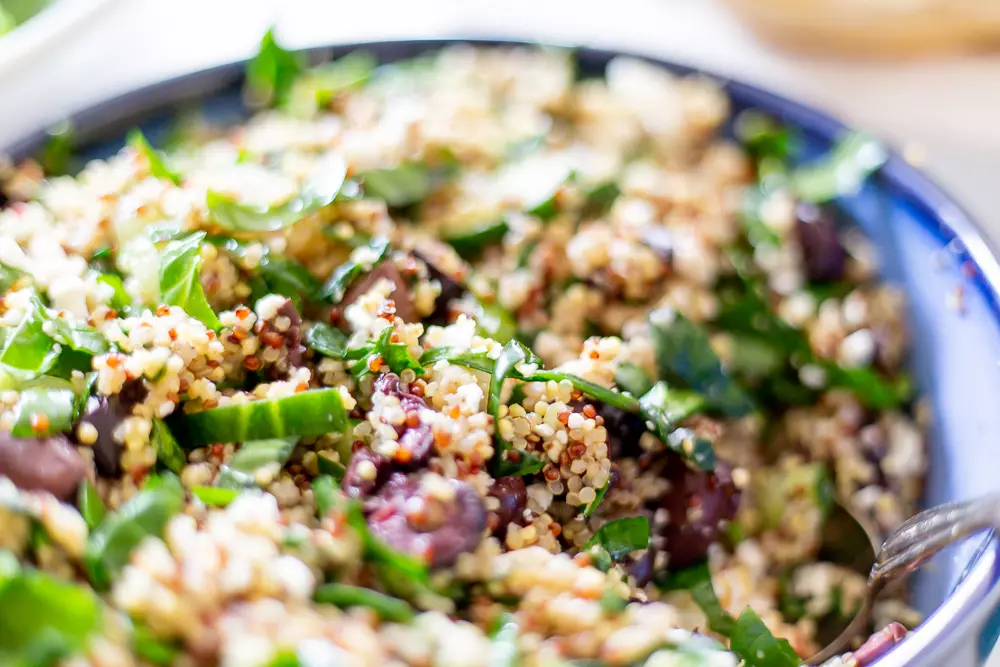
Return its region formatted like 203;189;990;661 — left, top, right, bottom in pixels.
0;432;88;501
852;622;907;666
74;378;148;478
597;402;648;460
648;452;741;571
276;299;305;367
413;251;465;325
372;373;434;467
627;547;657;587
343;448;392;498
796;202;846;282
340;261;418;324
487;476;528;534
366;473;486;567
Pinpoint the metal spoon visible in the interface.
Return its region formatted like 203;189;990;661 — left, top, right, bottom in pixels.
806;493;1000;665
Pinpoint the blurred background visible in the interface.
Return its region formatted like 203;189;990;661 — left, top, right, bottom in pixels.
1;0;999;241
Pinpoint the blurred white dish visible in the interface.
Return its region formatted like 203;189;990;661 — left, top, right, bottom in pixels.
0;0;116;75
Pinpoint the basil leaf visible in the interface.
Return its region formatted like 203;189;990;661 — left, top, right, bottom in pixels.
84;474;185;590
528;369;639;413
150;419;185;474
159;232;220;329
77;480;107;532
729;607;800;667
823;363;912;411
584;181;620;217
133;622;179;666
215;437;297;489
359;161;435;208
660;562;735;636
305;322;349;359
637;382;715;470
615;362;655;397
207;156;348;233
245;28;304;107
0;264;25;293
734;110;793;164
488;340;537;476
39;120;75;176
420;347;495;374
320;236;391;303
286;51;376;116
474;301;517;345
493;451;547;478
792;132;887;204
314;583;414;623
316;454;346;481
255;255;322;307
192;486;241;507
583;481;609;517
170;388;347;449
127;129;181;185
348;326;424;382
443;219;508;258
11;388;76;437
312;475;338;518
583;516;650;561
649;309;754;417
0;566;101;663
97;273;132;313
0;305;60;376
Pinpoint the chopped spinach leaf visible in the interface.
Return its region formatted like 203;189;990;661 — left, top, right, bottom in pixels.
191;486;242;507
314;583;414;623
488;340;538;476
305;322;349;359
159;232;220;329
286;51;376;116
320;236;391;303
77;480;107;532
615;362;655;397
443;219;508;258
660;562;735;636
127;129;181;185
583;516;650;562
11;388;76;437
150;418;185;474
347;326;424;382
245;28;304;107
215;437;297;489
638;382;714;470
132;622;179;666
359;160;455;208
792;132;887;204
39;120;75;176
729;607;800;667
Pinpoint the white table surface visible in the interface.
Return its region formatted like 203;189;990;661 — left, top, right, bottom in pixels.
2;0;1000;661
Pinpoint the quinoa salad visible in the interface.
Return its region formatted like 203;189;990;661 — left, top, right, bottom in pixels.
0;34;927;667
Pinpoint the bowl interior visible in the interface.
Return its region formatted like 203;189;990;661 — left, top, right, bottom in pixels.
5;39;1000;665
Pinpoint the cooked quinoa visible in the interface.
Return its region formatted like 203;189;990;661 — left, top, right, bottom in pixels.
0;34;926;667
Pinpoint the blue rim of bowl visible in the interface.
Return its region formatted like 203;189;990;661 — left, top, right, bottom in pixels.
4;37;1000;666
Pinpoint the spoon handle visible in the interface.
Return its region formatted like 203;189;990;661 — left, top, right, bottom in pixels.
871;492;1000;586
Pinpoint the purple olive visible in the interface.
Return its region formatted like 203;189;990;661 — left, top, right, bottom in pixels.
276;299;305;367
648;452;741;571
0;432;88;501
796;202;846;282
372;373;434;467
340;261;417;324
74;379;147;478
343;448;392;498
366;473;486;567
487;476;528;534
627;547;657;587
597;402;647;460
413;251;465;325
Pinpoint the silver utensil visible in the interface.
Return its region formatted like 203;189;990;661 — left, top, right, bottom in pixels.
807;493;1000;665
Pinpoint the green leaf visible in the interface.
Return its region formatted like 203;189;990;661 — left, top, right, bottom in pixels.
660;562;735;636
211;238;321;308
615;362;655;397
320;236;391;303
127;129;181;185
493;450;547;478
823;363;912;411
488;340;537;476
132;622;179;666
314;583;414;623
583;516;650;562
0;567;101;663
348;326;425;382
39;121;75;176
97;273;132;313
285;51;376;117
207;156;348;233
0;264;25;294
215;438;296;489
729;607;800;667
0;304;61;377
150;418;185;474
528;369;640;413
84;475;185;590
159;232;220;328
312;475;338;518
582;481;609;517
304;322;349;359
316;454;346;480
171;388;347;449
649;309;755;417
359;161;439;208
420;347;495;374
638;382;715;470
191;486;241;507
10;388;76;437
443;219;508;258
792;132;887;204
77;480;107;532
734;110;793;164
245;28;304;107
474;301;517;345
584;181;620;217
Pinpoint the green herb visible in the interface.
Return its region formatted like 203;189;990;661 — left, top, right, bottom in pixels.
311;475;338;518
132;622;179;666
212;238;321;309
150;418;185;474
286;51;376;116
10;388;76;437
660;562;735;636
159;232;220;329
0;565;101;664
583;481;609;517
734;110;793;164
207;156;348;233
583;516;650;562
77;480;107;532
314;583;414;623
320;236;391;302
792;132;887;204
474;300;517;344
0;264;24;293
0;302;61;377
192;486;242;507
420;347;495;374
347;326;425;382
443;219;508;258
84;474;185;590
649;309;754;417
755;462;833;532
127;129;181;185
729;607;800;667
171;388;346;449
305;322;349;359
488;340;538;476
489;613;521;667
245;28;304;107
529;369;639;413
359;160;454;208
316;454;346;480
638;382;714;470
39;120;75;176
823;364;912;411
599;588;629;614
615;362;654;397
268;650;300;667
97;273;132;313
584;181;620;216
215;438;297;489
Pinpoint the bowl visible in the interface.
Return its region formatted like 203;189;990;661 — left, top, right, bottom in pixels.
3;39;1000;666
0;0;116;78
